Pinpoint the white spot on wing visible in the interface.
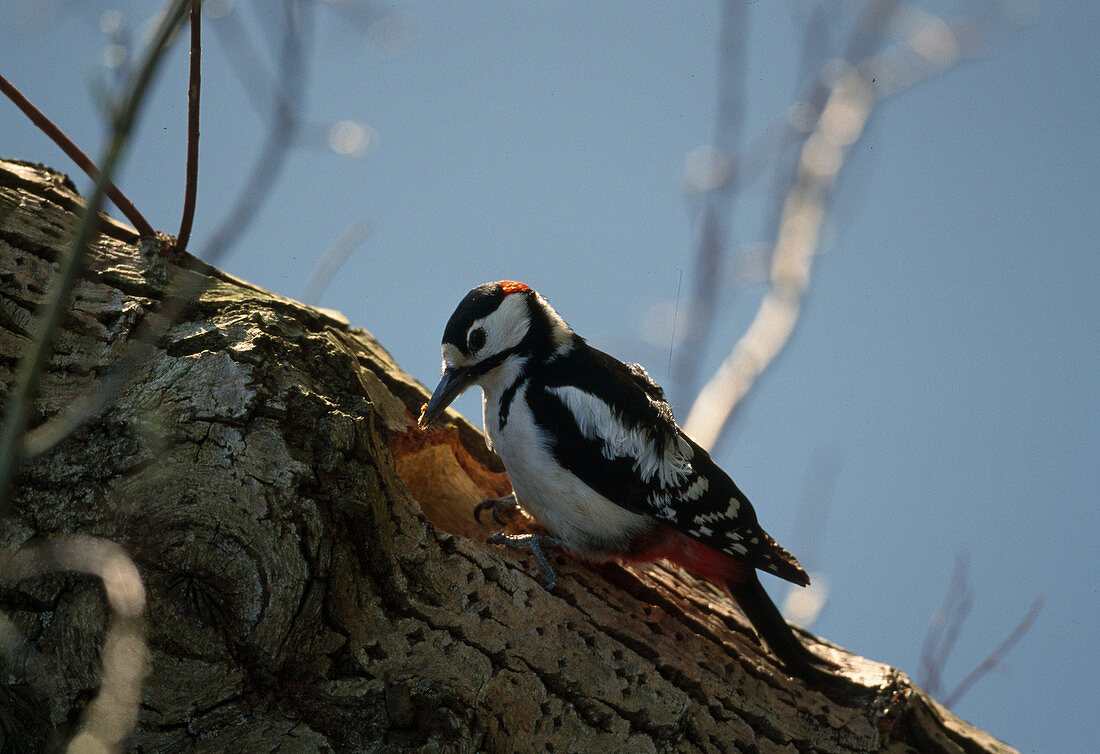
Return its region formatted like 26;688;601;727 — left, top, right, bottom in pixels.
694;511;737;533
683;475;708;500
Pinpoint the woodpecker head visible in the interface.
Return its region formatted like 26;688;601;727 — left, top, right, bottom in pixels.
419;281;573;427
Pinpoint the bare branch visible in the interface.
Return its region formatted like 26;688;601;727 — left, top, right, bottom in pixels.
683;5;981;449
676;0;749;397
0;72;155;238
175;0;203;255
201;0;310;266
779;448;842;626
920;554;972;696
918;553;1043;708
683;61;875;448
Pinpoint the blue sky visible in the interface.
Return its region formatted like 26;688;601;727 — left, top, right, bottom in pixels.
2;2;1096;751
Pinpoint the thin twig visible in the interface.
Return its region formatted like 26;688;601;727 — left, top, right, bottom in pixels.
666;268;682;379
19;1;313;461
920;553;971;695
943;597;1043;708
918;553;1043;707
934;587;975;691
0;72;155;238
201;0;309;266
0;0;193;515
176;0;203;254
301;220;372;305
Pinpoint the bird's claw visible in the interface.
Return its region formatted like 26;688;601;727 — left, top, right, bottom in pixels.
486;532;563;591
474;492;521;526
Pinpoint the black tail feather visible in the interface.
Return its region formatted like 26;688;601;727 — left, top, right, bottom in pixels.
728;573;839;685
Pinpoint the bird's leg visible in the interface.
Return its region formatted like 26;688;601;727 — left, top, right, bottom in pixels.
473;492;522;526
486;532;564;591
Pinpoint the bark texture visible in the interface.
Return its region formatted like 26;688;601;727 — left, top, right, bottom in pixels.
0;158;1016;753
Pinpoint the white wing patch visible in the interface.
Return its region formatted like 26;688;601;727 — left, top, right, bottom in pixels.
547;385;693;488
646;491;677;520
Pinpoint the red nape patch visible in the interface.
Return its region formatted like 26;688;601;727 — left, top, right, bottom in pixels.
498;280;530;295
627;525;747;587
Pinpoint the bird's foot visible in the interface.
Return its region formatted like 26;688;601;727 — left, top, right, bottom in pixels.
486;532;563;591
474;492;522;526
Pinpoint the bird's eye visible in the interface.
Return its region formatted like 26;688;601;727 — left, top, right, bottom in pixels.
468;327;487;353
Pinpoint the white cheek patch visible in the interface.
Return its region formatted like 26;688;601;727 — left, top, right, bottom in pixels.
441;342;466;370
472;294;530;358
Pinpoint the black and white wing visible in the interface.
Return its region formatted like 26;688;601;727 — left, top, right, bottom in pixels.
529;343;808;585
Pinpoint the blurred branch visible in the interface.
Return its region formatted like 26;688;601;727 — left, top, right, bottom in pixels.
201;0;309;265
19;1;314;461
676;0;749;397
920;554;975;696
919;555;1043;708
301;220;372;305
683;60;874;448
683;4;985;449
943;596;1043;708
0;536;147;752
780;447;842;626
755;0;897;282
0;72;155;238
208;0;282;118
0;0;193;515
209;2;381;160
175;0;203;255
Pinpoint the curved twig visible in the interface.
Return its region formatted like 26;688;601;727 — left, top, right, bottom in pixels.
0;536;147;752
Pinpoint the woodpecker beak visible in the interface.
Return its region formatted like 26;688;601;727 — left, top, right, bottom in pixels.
419;366;474;428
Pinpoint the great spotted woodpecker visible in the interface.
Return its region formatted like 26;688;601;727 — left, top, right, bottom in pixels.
419;281;836;682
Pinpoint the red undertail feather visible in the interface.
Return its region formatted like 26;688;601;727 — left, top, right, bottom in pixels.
635;526;838;683
628;525;749;587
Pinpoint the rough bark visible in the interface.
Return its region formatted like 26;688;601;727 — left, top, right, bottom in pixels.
0;158;1016;753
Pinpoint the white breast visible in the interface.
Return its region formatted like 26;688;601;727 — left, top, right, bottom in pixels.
481;380;651;560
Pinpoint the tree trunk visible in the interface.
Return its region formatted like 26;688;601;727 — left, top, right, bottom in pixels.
0;158;1015;753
